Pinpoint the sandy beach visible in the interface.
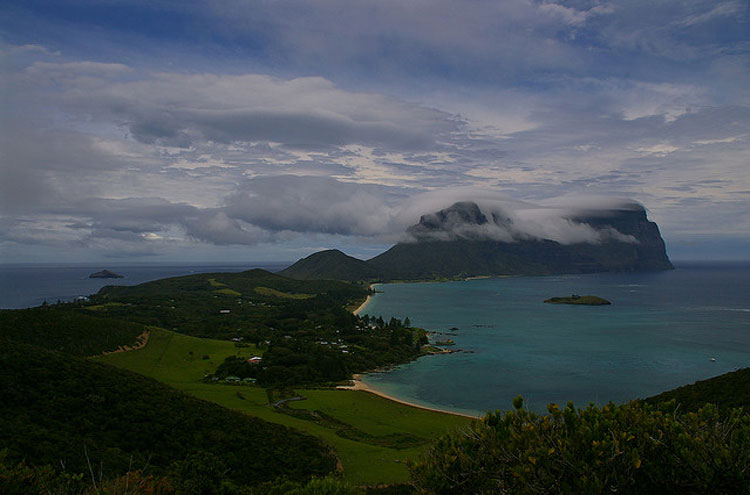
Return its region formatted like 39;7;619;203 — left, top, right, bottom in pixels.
352;284;376;315
337;374;482;419
348;283;480;419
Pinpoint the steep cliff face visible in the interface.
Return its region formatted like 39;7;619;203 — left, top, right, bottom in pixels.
370;202;672;279
281;201;673;281
568;207;673;271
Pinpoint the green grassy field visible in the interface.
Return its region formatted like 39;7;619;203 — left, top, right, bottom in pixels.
254;286;314;299
96;328;471;485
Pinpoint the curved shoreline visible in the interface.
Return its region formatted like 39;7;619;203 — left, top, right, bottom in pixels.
349;282;481;419
352;284;377;315
337;374;482;420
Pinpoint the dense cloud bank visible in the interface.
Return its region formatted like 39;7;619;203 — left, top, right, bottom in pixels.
1;0;748;261
0;168;650;253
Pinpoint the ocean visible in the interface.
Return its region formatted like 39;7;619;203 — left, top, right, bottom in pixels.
0;263;289;310
3;261;748;416
360;262;750;415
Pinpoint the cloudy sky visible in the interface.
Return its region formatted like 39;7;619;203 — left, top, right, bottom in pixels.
1;0;748;263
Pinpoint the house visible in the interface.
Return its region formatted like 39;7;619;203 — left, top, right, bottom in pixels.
225;375;240;383
247;356;263;364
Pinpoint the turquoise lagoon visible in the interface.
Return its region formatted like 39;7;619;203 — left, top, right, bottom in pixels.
360;262;750;415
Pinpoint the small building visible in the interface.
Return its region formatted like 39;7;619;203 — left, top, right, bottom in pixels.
247;356;262;364
219;309;231;314
225;375;241;383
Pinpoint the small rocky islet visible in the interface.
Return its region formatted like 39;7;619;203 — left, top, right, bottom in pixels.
544;294;611;305
89;269;124;279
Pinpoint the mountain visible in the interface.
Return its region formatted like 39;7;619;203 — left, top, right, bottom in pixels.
279;249;378;281
281;201;673;281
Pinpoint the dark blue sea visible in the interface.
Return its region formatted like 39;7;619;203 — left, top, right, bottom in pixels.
4;261;749;416
0;263;290;309
360;262;750;415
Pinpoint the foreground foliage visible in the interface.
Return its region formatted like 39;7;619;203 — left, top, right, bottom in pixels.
0;454;413;495
408;397;750;494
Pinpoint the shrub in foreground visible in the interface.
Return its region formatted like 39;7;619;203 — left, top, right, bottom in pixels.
408;397;750;494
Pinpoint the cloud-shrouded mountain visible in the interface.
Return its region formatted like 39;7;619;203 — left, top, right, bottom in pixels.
2;1;748;263
280;201;673;281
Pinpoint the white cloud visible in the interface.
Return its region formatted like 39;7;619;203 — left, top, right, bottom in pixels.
1;10;749;262
677;1;745;27
37;71;459;150
635;144;680;156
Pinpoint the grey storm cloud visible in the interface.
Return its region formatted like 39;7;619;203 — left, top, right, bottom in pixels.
205;0;608;81
396;189;642;245
182;211;271;245
0;127;134;213
33;70;459;151
198;178;647;246
79;199;198;234
2;0;748;264
200;0;749;92
223;176;399;237
11;174;647;249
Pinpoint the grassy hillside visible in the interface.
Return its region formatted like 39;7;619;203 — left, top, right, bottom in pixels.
90;268;368;340
0;307;146;356
97;328;471;485
0;339;336;486
87;270;426;388
98;268;365;302
0;270;470;486
645;367;750;412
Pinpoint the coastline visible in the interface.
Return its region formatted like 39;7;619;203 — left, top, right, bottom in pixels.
349;281;480;419
352;283;377;315
337;374;482;420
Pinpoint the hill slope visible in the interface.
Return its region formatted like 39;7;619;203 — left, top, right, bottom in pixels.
91;268;367;340
0;307;147;356
645;367;750;412
279;249;378;281
0;339;336;485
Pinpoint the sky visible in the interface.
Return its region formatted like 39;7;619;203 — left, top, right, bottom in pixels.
1;0;749;263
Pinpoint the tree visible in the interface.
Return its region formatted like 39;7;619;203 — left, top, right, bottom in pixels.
409;398;750;494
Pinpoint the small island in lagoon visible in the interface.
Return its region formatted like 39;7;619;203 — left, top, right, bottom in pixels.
89;269;124;279
544;294;611;305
